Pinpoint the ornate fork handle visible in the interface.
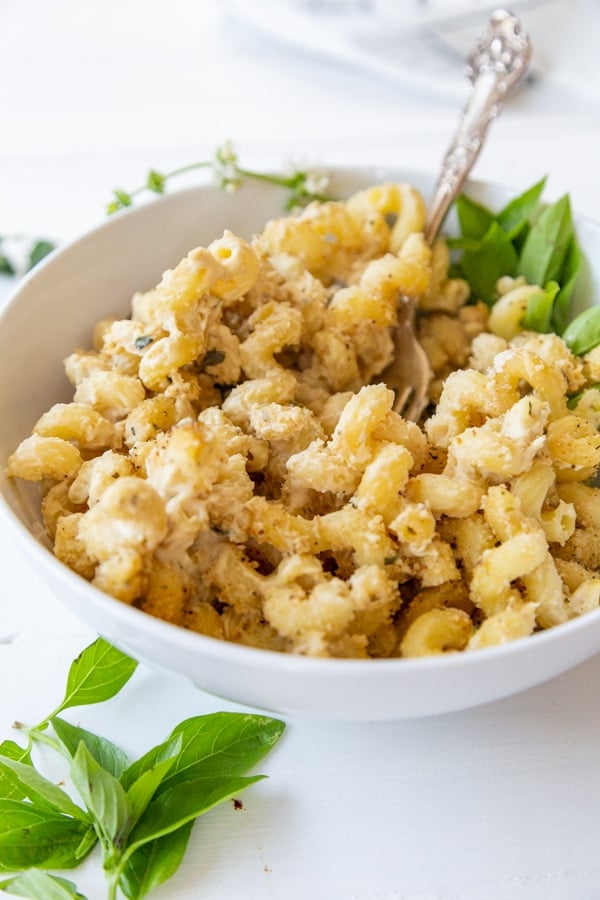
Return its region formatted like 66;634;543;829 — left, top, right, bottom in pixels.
424;9;532;243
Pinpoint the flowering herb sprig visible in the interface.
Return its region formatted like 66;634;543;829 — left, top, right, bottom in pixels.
0;637;284;899
106;140;331;215
0;235;55;277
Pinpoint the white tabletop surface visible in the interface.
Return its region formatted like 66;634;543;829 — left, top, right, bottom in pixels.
2;2;600;898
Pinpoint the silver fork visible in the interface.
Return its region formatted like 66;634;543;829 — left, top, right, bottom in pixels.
385;8;532;421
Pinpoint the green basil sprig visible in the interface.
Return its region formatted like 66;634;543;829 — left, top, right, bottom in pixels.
0;870;85;899
450;177;592;347
107;140;331;215
0;637;285;899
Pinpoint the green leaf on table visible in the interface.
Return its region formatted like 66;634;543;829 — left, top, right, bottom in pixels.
55;638;137;715
120;734;181;793
126;772;264;852
459;221;519;304
0;741;32;801
121;713;285;794
74;824;98;861
0;741;31;766
27;240;56;270
125;736;182;829
0;798;92;872
0;870;85;899
562;306;600;355
0;254;15;276
518;194;574;286
114;712;284;896
118;822;193;900
70;743;131;846
52;716;129;779
0;756;88;821
522;281;559;333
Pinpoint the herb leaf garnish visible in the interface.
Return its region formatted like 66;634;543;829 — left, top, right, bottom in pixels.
57;638;138;714
52;716;130;780
562;306;600;356
0;638;284;898
458;220;518;304
497;176;547;239
452;178;590;347
117;822;194;900
0;799;93;872
0;742;33;801
0;757;88;821
521;280;559;333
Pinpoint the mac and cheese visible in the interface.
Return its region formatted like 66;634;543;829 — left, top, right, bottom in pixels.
7;184;600;657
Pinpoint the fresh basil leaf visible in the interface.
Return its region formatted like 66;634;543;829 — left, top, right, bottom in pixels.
0;799;91;871
552;237;583;334
518;194;574;287
522;281;559;333
74;824;98;861
0;870;86;899
55;638;137;714
497;176;547;239
127;773;264;852
122;713;285;795
0;741;32;800
562;306;600;355
455;194;495;240
165;713;284;787
118;822;193;900
0;741;30;763
0;254;15;276
52;716;129;779
0;756;88;821
444;235;481;252
459;221;519;304
120;734;182;793
71;743;131;846
27;239;56;271
125;736;182;828
0;741;31;765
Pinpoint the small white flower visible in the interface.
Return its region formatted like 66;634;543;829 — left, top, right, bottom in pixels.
304;169;330;197
216;139;237;164
223;179;240;194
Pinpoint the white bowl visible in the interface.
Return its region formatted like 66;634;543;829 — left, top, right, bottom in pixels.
2;166;600;721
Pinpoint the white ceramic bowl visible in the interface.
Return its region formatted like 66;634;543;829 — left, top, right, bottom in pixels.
2;166;600;721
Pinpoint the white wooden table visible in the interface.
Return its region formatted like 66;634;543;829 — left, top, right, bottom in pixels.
2;2;600;897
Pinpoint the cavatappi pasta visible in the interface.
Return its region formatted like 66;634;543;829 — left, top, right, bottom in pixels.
7;184;600;658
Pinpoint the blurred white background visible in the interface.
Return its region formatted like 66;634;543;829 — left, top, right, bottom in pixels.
2;3;600;898
0;0;599;246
